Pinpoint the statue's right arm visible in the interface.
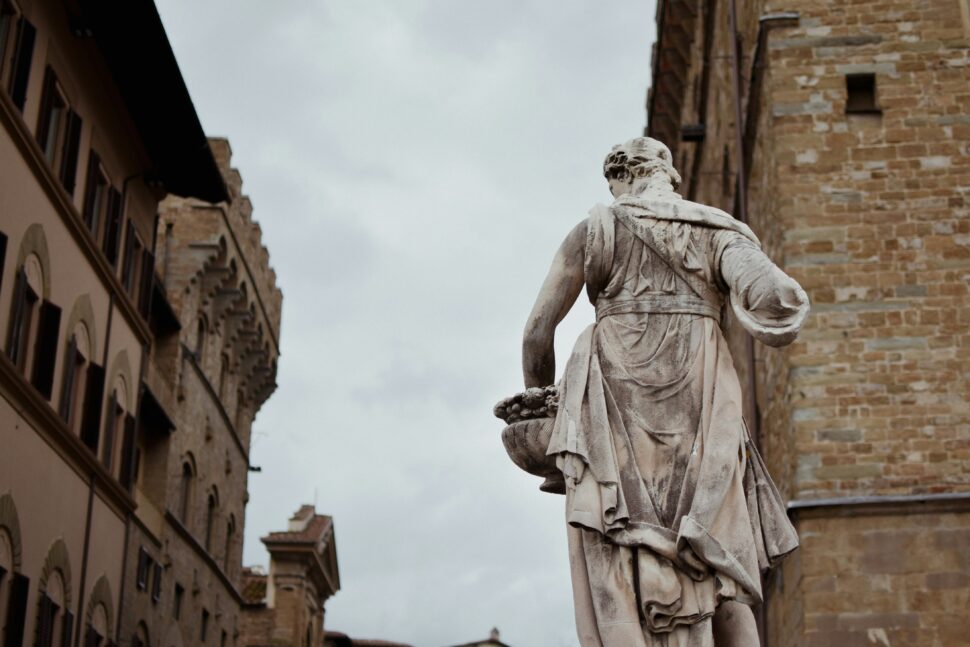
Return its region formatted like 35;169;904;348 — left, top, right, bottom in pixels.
522;219;588;388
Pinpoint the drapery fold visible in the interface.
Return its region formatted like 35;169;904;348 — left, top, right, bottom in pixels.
549;196;805;645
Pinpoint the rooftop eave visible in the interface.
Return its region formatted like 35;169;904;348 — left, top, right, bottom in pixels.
78;0;228;203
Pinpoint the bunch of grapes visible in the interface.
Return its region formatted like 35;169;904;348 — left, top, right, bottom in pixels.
493;385;559;424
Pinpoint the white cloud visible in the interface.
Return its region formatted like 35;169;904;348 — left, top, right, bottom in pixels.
156;2;655;645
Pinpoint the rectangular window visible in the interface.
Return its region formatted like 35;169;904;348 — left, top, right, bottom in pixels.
36;67;82;193
121;222;144;297
0;1;17;84
151;562;163;602
82;152;110;242
173;583;184;620
200;609;209;642
79;362;105;452
845;73;881;114
101;188;123;266
6;13;33;110
135;548;151;591
119;414;136;490
100;392;118;471
30;299;61;400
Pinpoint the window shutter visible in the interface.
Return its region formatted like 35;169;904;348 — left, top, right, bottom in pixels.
151;561;163;602
100;392;117;470
8;17;36;111
119;413;136;490
83;626;99;647
58;337;78;421
102;188;123;266
60;610;74;647
5;269;27;364
0;230;8;296
35;594;53;647
82;151;101;231
35;66;56;150
6;572;30;647
60;110;82;195
138;251;155;319
79;363;105;451
30;300;62;400
120;220;136;292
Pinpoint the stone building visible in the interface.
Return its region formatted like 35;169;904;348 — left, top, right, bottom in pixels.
240;506;340;647
646;0;969;644
118;136;281;647
0;2;281;647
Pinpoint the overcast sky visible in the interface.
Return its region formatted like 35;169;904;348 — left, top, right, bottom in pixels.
155;2;656;645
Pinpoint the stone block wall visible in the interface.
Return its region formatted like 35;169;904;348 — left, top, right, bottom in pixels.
647;0;970;643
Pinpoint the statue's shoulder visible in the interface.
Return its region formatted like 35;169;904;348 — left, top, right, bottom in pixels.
612;195;759;245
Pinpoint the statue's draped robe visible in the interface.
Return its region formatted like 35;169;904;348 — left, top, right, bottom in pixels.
548;195;807;647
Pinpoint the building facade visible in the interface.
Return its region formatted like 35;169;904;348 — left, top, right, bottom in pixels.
0;2;279;647
240;506;340;647
646;0;969;644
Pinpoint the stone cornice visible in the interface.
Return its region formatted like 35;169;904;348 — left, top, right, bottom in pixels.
788;492;970;520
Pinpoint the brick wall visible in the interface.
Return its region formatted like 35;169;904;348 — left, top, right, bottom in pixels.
647;0;970;643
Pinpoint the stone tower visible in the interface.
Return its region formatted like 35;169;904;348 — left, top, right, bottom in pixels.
120;137;282;647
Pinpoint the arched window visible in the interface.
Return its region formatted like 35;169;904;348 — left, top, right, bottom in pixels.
0;494;27;646
59;321;91;433
195;316;207;359
204;489;218;553
223;515;235;573
179;459;195;526
101;377;127;475
84;602;109;647
6;254;43;375
218;354;230;401
132;622;150;647
36;569;67;647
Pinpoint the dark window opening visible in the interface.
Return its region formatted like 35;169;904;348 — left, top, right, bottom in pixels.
36;67;82;193
204;493;217;552
0;1;18;83
200;609;209;642
6;13;34;110
135;548;151;591
151;562;163;603
173;583;184;620
179;462;193;524
845;73;881;114
82;152;111;242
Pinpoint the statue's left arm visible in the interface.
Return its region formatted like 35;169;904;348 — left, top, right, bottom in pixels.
718;235;810;347
522;220;588;388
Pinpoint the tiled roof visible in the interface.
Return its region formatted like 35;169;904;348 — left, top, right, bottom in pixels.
240;568;267;605
263;515;333;544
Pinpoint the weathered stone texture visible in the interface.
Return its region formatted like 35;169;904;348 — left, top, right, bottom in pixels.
648;0;970;642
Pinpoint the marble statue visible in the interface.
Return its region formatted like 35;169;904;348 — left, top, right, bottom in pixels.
495;137;809;646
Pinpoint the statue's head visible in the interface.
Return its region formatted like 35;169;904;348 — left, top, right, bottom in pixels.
603;137;682;197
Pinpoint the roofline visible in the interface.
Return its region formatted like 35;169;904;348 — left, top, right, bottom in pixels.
78;0;228;203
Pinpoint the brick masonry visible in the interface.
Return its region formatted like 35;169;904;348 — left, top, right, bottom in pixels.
647;0;970;643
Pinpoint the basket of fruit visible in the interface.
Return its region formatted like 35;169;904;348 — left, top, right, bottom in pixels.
493;386;564;495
